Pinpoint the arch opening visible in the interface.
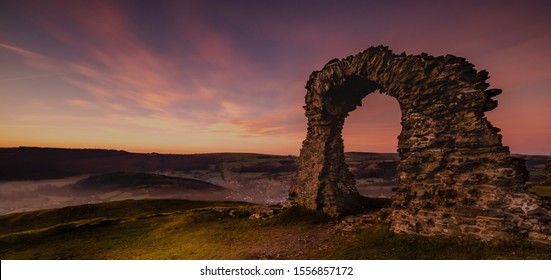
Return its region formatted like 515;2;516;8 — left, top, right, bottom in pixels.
342;91;401;199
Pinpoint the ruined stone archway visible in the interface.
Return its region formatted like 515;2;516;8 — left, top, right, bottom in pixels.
289;46;551;242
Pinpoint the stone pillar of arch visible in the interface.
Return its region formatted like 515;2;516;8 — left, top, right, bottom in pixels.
289;46;551;242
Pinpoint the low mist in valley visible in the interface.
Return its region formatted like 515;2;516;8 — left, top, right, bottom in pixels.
0;148;548;215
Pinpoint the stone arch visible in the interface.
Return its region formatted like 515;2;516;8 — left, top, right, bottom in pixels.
289;46;551;242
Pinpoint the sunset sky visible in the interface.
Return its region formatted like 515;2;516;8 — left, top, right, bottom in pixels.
1;0;550;155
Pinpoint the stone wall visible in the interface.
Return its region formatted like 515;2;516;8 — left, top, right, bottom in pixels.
289;46;551;243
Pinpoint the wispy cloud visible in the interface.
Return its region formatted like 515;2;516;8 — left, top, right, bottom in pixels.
0;1;306;154
0;43;44;59
0;43;63;74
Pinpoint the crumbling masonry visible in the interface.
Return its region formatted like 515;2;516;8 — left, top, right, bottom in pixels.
289;46;551;242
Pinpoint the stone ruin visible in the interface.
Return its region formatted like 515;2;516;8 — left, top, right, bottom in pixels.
289;46;551;243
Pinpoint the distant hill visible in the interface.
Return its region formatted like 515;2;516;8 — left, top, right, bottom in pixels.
0;147;221;180
0;147;548;186
75;171;225;191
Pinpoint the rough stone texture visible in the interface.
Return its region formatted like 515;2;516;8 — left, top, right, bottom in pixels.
289;46;551;243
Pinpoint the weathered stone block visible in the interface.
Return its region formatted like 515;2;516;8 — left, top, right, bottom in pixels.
455;205;483;217
463;226;482;233
481;209;506;218
528;231;548;241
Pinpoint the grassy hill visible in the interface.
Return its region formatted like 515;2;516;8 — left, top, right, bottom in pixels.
1;148;549;259
1;199;550;260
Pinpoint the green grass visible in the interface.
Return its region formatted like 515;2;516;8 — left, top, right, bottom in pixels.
319;224;551;260
528;185;551;197
0;199;251;235
1;199;550;259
